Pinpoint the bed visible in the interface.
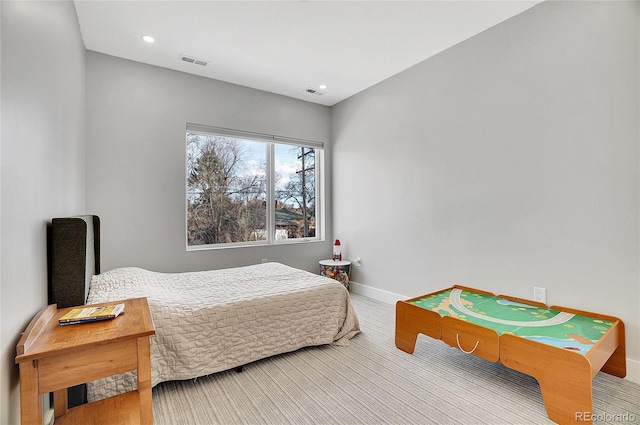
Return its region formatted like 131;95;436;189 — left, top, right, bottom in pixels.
49;216;360;402
396;285;626;425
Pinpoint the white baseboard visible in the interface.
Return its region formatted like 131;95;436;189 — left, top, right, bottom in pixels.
626;358;640;384
349;280;406;305
350;281;640;385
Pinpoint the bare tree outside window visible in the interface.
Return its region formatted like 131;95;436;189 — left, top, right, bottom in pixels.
187;133;266;245
275;146;315;239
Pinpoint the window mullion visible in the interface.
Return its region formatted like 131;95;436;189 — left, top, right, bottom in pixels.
314;148;323;241
266;143;275;244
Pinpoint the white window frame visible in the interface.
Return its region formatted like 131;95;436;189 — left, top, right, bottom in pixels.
185;123;324;250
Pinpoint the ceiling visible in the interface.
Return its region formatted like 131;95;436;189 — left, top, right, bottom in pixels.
74;1;541;107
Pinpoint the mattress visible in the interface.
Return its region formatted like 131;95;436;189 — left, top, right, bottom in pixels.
85;262;360;400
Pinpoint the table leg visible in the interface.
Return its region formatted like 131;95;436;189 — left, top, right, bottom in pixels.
395;301;441;354
137;336;153;425
537;371;593;424
501;334;593;424
19;361;41;425
600;322;626;378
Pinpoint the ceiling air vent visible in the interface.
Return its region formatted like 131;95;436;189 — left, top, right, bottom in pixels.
305;88;325;96
180;55;209;67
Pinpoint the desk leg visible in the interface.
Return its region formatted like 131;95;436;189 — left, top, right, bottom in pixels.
53;388;68;417
18;361;41;425
137;337;153;425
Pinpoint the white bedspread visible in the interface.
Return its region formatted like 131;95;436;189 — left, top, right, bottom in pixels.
85;262;360;400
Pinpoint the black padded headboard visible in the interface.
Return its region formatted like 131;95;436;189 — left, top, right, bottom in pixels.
48;215;100;308
47;215;100;408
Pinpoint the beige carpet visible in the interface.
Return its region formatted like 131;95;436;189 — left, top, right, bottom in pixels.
152;293;640;424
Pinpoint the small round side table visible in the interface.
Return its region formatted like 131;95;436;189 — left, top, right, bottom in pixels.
319;259;351;290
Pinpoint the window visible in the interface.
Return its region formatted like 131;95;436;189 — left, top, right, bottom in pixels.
186;124;323;249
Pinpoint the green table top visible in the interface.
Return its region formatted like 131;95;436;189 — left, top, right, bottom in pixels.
410;288;614;355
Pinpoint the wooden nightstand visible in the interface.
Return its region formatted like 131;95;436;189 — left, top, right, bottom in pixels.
15;297;155;425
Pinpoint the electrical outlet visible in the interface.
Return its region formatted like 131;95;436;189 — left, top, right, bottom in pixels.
353;257;362;267
534;287;547;304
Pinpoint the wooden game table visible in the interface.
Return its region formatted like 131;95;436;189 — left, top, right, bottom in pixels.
395;285;626;425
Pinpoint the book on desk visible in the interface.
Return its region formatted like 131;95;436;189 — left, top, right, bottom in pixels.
58;303;125;325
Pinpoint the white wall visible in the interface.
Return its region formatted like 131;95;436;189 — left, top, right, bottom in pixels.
332;1;640;380
0;1;86;423
85;52;332;274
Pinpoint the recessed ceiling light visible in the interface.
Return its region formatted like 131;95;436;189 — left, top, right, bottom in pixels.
319;84;328;90
142;35;155;43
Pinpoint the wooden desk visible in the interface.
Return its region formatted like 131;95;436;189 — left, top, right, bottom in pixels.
16;297;156;425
